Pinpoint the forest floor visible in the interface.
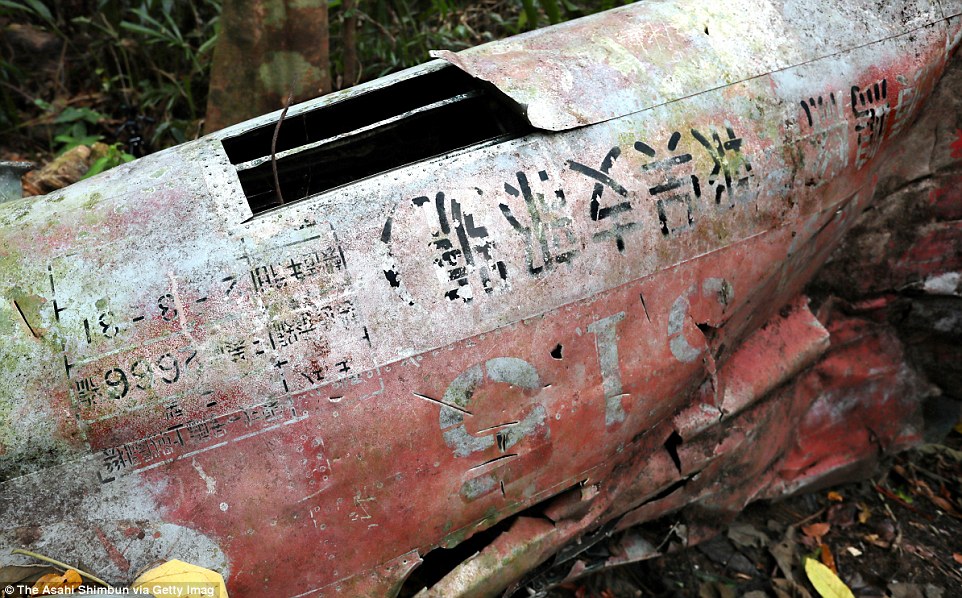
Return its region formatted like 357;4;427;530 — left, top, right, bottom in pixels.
552;432;962;598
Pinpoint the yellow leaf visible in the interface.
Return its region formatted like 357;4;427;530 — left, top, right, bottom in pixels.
827;491;844;502
857;502;871;524
133;560;228;598
805;557;854;598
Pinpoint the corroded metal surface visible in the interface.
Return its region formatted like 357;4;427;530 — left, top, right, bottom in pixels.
0;0;959;595
511;303;930;594
432;0;948;130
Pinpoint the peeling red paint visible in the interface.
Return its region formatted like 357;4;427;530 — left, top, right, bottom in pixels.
0;1;959;596
950;128;962;159
95;526;132;574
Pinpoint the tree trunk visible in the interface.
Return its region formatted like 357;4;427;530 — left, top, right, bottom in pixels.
205;0;331;133
342;0;359;88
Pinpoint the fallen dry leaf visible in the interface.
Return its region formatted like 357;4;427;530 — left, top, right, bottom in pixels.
805;557;855;598
770;538;798;583
845;546;862;557
863;533;890;549
952;553;962;565
698;581;736;598
727;523;770;548
827;503;858;528
928;495;957;515
904;542;936;562
939;484;954;502
857;503;871;524
772;577;814;598
878;519;899;544
820;543;838;574
32;569;82;593
887;582;927;598
827;491;844;502
802;522;831;543
132;559;227;598
0;564;57;586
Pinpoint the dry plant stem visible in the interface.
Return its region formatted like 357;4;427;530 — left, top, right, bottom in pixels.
909;462;954;487
10;549;111;588
654;522;683;552
271;83;296;207
793;507;827;528
357;11;396;43
874;484;932;521
56;43;69;96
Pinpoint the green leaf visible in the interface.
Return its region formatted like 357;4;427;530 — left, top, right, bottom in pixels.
197;33;218;56
520;0;538;29
120;20;168;42
82;155;113;179
539;0;561;24
54;106;105;125
54;133;102;152
894;487;915;504
81;144;135;179
23;0;54;22
0;0;31;14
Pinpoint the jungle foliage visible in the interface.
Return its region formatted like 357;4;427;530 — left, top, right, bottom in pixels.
1;0;632;161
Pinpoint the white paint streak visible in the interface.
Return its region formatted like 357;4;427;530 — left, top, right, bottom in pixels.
167;270;196;344
192;458;217;495
923;271;960;295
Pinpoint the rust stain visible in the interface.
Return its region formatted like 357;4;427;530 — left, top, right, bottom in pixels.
94;525;131;574
950;128;962;159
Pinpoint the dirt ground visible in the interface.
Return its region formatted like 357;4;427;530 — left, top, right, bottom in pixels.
551;431;962;598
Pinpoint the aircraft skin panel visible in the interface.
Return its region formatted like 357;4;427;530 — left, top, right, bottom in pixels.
0;0;955;594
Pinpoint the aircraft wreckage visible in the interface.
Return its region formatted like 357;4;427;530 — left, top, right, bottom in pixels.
1;0;961;595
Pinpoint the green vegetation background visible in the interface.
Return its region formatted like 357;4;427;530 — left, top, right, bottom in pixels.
1;0;628;164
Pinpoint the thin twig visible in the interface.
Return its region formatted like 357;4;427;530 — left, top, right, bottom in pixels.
271;81;296;207
792;506;827;528
909;461;956;488
356;11;396;44
874;483;933;521
0;80;34;102
11;549;112;588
